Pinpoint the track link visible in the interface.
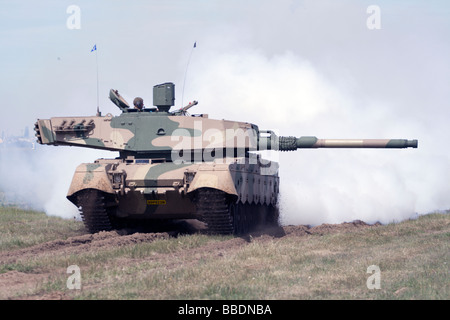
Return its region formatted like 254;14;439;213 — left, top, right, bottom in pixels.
196;188;234;235
196;188;280;235
76;189;113;233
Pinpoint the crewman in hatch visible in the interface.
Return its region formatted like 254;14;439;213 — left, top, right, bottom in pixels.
133;97;144;111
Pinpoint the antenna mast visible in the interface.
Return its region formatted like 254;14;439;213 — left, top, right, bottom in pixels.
91;44;101;116
181;41;196;108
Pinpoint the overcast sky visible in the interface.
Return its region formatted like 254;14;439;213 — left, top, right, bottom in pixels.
0;0;449;224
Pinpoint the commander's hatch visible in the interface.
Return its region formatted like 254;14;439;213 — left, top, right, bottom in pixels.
109;89;131;112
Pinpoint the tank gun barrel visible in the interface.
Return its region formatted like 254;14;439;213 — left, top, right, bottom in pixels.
258;132;418;151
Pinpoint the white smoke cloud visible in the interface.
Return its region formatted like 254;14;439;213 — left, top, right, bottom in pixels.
188;43;449;225
0;146;114;219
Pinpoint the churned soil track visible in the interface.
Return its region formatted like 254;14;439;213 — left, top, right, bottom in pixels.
0;219;376;300
0;230;171;265
0;230;173;299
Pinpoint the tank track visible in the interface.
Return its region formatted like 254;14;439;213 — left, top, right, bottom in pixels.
76;189;113;233
196;188;234;234
196;188;279;235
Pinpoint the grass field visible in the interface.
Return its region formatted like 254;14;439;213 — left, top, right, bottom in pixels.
0;206;448;300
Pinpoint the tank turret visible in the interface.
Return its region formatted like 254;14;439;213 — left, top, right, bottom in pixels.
34;82;418;234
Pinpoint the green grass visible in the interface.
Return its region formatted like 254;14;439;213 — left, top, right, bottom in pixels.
0;207;448;300
0;207;85;252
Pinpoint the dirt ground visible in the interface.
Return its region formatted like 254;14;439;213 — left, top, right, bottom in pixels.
0;219;375;300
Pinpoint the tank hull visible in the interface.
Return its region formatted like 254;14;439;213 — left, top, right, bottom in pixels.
67;156;279;234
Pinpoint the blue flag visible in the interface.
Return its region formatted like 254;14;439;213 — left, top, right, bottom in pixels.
91;44;97;52
193;42;196;48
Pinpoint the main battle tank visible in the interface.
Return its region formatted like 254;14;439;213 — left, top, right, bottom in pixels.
35;82;418;234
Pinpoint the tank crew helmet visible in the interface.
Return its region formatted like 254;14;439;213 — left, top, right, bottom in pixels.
133;97;144;110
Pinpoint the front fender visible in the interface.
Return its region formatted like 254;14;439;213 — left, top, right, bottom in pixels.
187;166;238;197
67;163;114;201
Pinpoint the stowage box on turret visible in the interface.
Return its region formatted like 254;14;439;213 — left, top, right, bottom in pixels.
35;83;418;234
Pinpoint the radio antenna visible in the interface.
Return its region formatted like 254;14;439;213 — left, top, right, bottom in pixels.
91;44;101;116
181;41;196;108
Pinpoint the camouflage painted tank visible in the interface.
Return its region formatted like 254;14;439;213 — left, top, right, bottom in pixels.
35;82;418;234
